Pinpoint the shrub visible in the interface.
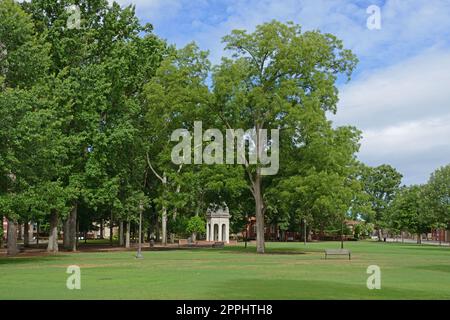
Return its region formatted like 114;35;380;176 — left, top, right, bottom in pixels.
186;216;205;235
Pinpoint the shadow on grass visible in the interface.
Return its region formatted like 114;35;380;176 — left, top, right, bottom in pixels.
217;246;316;255
210;278;435;300
411;265;450;274
0;255;69;265
397;246;450;253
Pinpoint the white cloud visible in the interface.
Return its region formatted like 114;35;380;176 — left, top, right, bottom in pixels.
110;0;183;25
332;49;450;185
361;116;450;158
121;0;450;67
333;49;450;129
360;116;450;185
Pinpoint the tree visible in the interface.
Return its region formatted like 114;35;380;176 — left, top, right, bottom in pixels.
0;0;49;89
424;164;450;228
268;118;365;244
0;0;50;255
360;164;402;241
81;18;165;248
21;0;164;251
186;215;206;241
388;185;433;244
212;21;357;253
142;43;211;245
0;219;3;248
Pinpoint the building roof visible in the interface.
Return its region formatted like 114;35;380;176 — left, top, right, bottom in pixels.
206;205;231;218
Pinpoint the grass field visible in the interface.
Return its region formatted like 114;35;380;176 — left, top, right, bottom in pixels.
1;241;450;300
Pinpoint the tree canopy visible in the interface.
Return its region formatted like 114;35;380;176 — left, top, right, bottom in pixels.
1;1;448;255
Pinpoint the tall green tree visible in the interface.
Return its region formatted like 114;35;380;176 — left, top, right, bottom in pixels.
142;43;211;245
268;123;364;242
0;0;50;255
388;185;433;244
212;21;357;253
21;0;164;251
424;164;450;228
360;164;403;241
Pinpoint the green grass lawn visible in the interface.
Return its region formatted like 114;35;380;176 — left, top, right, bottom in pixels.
1;241;450;300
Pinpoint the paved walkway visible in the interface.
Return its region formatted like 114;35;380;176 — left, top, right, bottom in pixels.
386;238;450;246
0;240;238;257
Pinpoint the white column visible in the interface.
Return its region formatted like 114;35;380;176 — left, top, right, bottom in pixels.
206;223;210;241
218;221;222;243
225;222;229;243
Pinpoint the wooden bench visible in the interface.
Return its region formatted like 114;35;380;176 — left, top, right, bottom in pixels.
325;249;351;260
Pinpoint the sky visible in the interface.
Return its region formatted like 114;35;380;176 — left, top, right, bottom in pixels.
110;0;450;185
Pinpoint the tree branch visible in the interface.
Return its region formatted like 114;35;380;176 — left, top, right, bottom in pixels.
146;152;165;183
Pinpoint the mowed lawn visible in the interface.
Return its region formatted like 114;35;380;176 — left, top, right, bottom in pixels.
1;241;450;300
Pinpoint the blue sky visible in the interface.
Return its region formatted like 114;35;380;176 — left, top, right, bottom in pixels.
113;0;450;185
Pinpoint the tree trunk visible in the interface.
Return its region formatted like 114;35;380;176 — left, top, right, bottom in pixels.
36;222;40;246
17;223;22;240
70;204;77;251
7;218;19;256
0;215;3;248
119;221;124;246
76;218;79;248
47;210;59;253
63;219;70;249
100;220;104;239
417;233;422;244
23;222;30;247
254;171;265;254
155;219;160;243
377;228;383;242
64;204;77;251
162;207;167;246
109;212;113;246
244;226;248;248
125;221;130;248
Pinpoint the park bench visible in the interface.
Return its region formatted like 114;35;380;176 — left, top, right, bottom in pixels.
324;249;351;260
212;241;225;248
